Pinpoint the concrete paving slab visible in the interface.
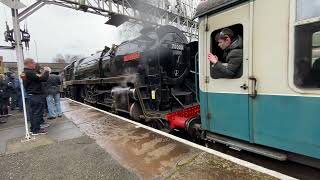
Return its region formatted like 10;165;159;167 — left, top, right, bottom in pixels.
6;135;55;154
61;99;87;113
0;110;25;131
64;107;106;125
0;126;25;154
0;113;82;155
47;121;83;142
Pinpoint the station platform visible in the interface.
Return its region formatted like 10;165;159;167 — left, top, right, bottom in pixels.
0;99;296;180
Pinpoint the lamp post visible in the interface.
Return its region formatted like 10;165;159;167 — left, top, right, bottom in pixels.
12;7;31;140
34;40;39;62
1;0;30;140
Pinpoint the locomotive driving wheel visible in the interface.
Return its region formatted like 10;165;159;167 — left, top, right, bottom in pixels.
83;85;98;104
129;102;142;122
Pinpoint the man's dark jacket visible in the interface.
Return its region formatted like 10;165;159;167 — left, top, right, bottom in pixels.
0;79;11;99
211;36;243;79
22;68;49;95
44;74;62;95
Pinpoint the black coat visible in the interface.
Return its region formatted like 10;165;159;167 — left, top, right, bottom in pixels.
22;68;49;95
44;74;62;95
0;79;11;99
211;36;243;79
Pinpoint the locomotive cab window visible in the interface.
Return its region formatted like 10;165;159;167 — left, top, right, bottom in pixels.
210;24;243;79
294;1;320;88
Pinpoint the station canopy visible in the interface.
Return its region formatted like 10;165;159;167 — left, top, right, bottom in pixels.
194;0;248;18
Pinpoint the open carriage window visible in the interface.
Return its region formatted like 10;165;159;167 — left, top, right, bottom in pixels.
294;22;320;88
210;24;243;79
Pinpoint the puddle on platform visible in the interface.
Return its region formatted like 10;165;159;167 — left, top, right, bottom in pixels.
62;101;199;179
91;124;196;179
61;99;85;113
62;100;276;180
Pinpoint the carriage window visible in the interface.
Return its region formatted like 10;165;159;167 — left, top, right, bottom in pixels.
210;24;243;79
312;32;320;65
296;0;320;21
294;22;320;88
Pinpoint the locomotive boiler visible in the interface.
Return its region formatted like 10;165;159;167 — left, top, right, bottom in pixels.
64;25;199;129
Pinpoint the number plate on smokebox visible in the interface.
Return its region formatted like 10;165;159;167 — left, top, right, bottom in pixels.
171;44;184;51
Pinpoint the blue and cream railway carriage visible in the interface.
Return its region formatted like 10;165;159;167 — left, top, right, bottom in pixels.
195;0;320;167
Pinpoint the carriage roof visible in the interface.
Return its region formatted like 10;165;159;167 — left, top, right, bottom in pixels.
194;0;249;18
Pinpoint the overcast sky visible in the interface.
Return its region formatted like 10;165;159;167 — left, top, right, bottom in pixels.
0;1;122;62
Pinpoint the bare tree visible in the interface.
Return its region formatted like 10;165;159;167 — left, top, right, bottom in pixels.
53;54;65;63
52;54;84;63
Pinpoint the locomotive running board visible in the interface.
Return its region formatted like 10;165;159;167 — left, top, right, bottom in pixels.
206;132;287;161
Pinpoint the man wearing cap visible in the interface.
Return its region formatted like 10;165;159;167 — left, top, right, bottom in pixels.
21;58;51;135
208;28;243;79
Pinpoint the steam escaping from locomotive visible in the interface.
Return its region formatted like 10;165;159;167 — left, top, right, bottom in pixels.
63;25;198;129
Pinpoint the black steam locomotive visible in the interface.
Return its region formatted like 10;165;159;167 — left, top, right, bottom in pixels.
64;25;199;129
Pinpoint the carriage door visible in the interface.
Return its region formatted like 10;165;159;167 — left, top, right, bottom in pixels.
205;5;251;141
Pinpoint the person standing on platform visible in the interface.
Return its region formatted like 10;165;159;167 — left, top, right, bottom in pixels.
21;58;50;135
45;73;62;119
6;72;18;110
0;74;11;122
35;64;48;124
14;77;23;111
0;75;7;123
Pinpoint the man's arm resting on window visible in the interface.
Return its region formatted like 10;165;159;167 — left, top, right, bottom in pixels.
213;50;243;78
